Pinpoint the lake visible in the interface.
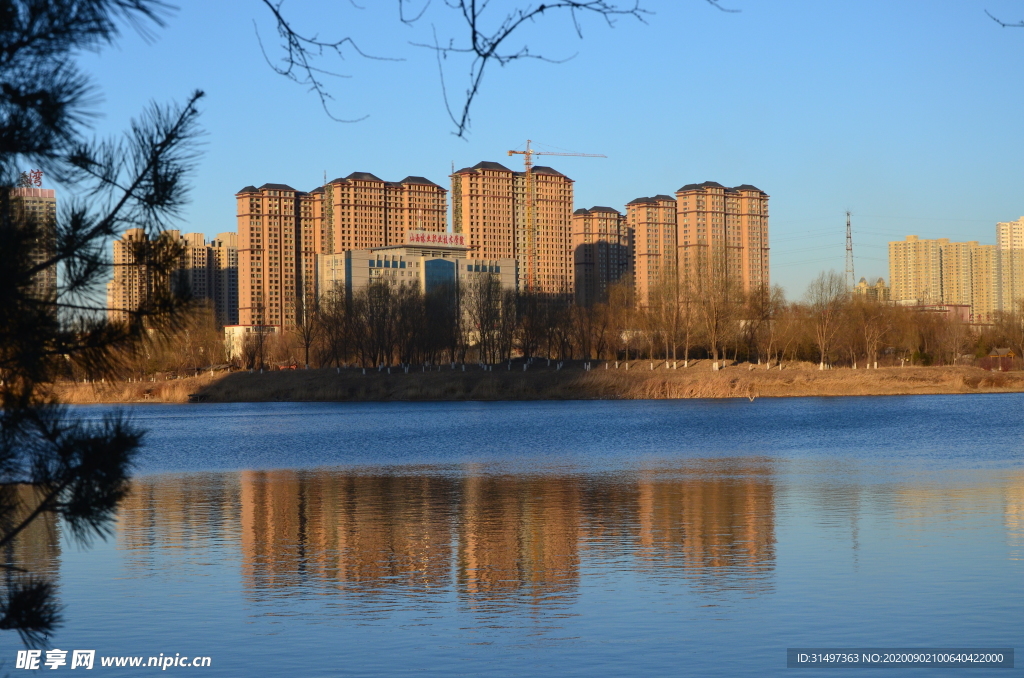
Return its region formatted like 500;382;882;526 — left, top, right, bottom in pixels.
4;397;1023;676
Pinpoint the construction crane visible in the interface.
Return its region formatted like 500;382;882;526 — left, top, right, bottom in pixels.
508;140;605;291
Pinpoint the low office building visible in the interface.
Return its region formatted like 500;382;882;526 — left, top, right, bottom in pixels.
319;230;515;300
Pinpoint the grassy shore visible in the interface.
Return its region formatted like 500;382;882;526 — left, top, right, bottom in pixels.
50;360;1024;404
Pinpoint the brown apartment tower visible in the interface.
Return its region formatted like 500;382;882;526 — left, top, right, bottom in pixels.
627;182;769;304
106;229;238;325
236;175;446;329
451;161;573;294
571;206;632;306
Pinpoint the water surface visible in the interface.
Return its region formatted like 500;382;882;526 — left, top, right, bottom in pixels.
4;396;1022;676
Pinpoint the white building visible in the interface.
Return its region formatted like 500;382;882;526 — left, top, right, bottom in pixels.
318;230;516;300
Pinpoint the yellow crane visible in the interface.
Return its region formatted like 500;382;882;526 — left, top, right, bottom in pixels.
508;140;605;291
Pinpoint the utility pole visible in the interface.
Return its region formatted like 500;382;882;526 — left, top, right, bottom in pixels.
845;210;855;291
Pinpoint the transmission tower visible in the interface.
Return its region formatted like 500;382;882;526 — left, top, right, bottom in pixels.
845;210;855;291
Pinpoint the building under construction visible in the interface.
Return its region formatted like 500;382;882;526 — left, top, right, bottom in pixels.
450;161;574;295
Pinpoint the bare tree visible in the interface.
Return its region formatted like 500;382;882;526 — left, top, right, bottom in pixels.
292;291;321;368
695;247;739;370
806;270;848;370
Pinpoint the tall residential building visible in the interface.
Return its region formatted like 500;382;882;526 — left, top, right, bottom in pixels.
853;277;890;303
10;187;57;300
888;236;1001;323
624;182;769;304
997;217;1024;312
888;235;944;304
320;173;447;254
106;229;239;325
451;161;574;294
106;228;155;324
571;207;632;306
236;175;446;329
235;183;320;329
625;195;677;304
211;232;239;326
676;182;770;295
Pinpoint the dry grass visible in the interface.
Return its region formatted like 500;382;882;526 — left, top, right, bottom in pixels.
52;373;223;404
50;360;1024;404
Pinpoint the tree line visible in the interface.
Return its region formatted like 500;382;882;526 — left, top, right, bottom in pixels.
227;268;1024;372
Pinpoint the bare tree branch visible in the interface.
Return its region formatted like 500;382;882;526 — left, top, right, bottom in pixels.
411;1;650;137
986;9;1024;27
256;0;403;122
262;0;738;136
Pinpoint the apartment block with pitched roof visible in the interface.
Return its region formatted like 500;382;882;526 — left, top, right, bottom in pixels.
572;206;632;306
451;161;574;294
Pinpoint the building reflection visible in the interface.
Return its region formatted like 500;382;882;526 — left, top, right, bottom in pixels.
458;475;580;606
1006;472;1024;561
115;463;778;608
632;462;776;592
2;485;61;579
118;473;240;574
239;470;457;595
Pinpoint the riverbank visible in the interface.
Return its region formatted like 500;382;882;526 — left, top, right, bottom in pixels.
50;361;1024;403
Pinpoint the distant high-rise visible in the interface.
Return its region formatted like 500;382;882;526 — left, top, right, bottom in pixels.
997;217;1024;312
10;186;57;300
236;175;446;329
853;277;890;303
571;207;632;306
626;195;677;304
106;228;158;324
625;182;769;304
106;229;237;325
451;161;574;294
235;183;321;329
210;232;238;326
676;182;770;295
320;173;447;254
888;235;1001;323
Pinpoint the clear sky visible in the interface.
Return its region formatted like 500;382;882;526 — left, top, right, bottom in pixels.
73;0;1024;297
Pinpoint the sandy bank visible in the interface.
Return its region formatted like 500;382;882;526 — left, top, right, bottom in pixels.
50;361;1024;404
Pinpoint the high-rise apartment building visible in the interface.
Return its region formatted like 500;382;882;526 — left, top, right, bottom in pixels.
853;277;890;303
451;161;574;294
236;176;446;329
107;228;156;324
888;235;944;304
10;187;57;300
624;182;769;304
676;182;770;295
571;206;632;306
235;183;321;329
320;173;447;254
210;232;239;326
107;229;238;325
997;217;1024;312
888;235;1002;323
626;195;677;304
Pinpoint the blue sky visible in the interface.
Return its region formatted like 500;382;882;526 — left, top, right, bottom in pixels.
74;0;1024;297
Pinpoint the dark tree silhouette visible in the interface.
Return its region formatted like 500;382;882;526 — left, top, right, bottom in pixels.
1;0;202;645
